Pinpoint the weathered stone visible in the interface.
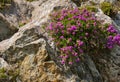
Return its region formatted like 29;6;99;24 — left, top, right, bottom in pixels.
19;45;63;82
0;14;17;41
0;0;120;82
114;11;120;30
0;58;9;69
90;0;117;4
95;8;113;24
94;8;120;82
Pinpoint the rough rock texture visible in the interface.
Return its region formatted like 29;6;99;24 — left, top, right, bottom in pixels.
19;43;63;82
0;14;17;41
93;8;120;82
0;58;9;68
114;11;120;30
0;0;103;82
97;46;120;82
0;0;33;27
90;0;117;3
0;0;120;82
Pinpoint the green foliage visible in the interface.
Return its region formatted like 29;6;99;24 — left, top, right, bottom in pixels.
100;2;119;17
47;8;120;65
0;73;7;78
0;0;12;10
18;22;26;27
7;69;19;81
100;2;113;16
0;68;19;81
0;68;5;73
0;68;7;79
79;5;98;12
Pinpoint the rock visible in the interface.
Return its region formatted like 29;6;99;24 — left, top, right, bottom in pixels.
0;0;103;82
19;44;63;82
0;0;33;28
94;8;120;82
0;14;18;41
90;0;117;4
0;0;119;82
0;58;9;69
114;11;120;30
0;0;81;82
95;8;112;24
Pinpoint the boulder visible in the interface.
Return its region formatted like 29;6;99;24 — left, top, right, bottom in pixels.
0;14;17;41
0;0;119;82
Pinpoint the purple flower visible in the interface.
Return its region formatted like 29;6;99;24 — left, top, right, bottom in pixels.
76;58;80;62
68;61;73;65
79;48;83;53
61;60;65;64
65;46;73;51
79;36;83;39
73;52;78;56
47;8;120;65
68;18;71;20
85;33;89;36
68;38;72;42
107;25;117;33
108;36;113;41
93;22;96;26
77;40;84;46
70;25;77;31
72;32;76;35
64;55;69;59
62;30;64;34
83;9;87;13
63;13;67;17
60;36;64;39
59;16;64;20
112;34;120;44
48;23;53;30
73;16;78;19
78;23;81;26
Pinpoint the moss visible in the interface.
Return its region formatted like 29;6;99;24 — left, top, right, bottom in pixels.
0;68;6;73
79;5;98;12
100;2;113;16
0;0;12;10
0;68;7;79
0;68;19;81
85;5;97;12
8;69;19;81
0;73;7;79
18;22;26;27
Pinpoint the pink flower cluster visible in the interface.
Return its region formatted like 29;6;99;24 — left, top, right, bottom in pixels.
47;8;120;65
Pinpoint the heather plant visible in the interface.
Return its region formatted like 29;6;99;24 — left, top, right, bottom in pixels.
47;8;120;65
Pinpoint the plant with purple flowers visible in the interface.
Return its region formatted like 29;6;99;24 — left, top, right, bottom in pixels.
47;8;120;65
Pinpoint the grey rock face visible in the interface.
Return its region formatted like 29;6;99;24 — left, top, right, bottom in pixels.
0;0;103;82
90;0;117;3
0;14;17;41
0;58;9;69
114;11;120;31
0;0;120;82
93;8;120;82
